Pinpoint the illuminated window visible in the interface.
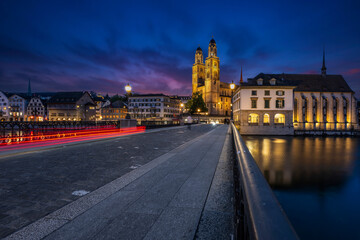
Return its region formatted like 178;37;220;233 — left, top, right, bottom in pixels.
274;113;285;124
248;113;259;124
264;114;270;125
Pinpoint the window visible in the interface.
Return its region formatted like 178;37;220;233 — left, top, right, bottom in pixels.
251;90;257;96
248;113;259;125
264;90;270;96
276;90;284;96
276;99;285;108
274;114;285;124
251;99;257;108
264;99;270;109
263;114;270;125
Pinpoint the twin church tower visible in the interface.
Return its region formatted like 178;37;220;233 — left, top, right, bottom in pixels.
192;38;234;116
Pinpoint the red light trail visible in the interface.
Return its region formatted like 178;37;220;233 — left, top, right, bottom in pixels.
0;126;146;152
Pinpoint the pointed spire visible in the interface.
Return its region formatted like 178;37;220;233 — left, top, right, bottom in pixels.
321;47;326;77
27;79;31;97
240;66;243;84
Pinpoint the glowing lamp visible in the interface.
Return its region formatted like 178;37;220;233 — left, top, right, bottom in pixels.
197;109;200;112
230;81;235;90
180;103;184;108
125;83;132;93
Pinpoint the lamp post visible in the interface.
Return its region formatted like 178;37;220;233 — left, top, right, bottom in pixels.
230;80;235;122
180;103;184;125
125;83;132;119
125;83;132;95
197;108;200;123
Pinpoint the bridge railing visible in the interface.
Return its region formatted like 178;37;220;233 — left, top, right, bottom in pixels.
231;123;299;240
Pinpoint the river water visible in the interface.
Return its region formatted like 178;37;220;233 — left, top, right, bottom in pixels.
242;136;360;240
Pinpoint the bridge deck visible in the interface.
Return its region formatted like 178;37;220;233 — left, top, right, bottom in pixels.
4;125;234;240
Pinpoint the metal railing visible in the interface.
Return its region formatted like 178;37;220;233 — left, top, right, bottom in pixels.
231;123;299;240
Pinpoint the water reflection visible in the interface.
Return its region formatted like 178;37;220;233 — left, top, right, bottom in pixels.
243;136;360;240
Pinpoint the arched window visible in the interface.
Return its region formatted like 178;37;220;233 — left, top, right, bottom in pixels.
248;113;259;125
274;113;285;125
263;114;270;125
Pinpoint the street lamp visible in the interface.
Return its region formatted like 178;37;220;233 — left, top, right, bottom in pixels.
230;80;235;122
179;103;184;125
197;108;200;123
125;83;132;94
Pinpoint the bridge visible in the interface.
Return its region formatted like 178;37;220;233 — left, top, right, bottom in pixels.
0;124;298;240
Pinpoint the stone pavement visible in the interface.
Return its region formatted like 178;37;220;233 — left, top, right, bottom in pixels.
0;124;216;238
4;124;234;239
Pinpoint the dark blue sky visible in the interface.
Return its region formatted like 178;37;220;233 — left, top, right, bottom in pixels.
0;0;359;96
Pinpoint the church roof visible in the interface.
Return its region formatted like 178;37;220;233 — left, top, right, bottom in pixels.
209;38;216;44
246;73;353;92
196;46;202;51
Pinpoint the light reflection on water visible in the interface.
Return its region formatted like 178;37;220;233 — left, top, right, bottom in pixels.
243;136;360;240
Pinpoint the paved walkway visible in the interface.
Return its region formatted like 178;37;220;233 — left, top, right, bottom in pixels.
5;124;234;240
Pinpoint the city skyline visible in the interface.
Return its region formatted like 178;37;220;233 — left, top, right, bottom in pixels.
0;0;359;96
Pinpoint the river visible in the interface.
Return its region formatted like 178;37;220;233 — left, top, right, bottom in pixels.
242;136;360;240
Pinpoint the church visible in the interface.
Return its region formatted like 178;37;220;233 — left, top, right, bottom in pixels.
192;38;236;116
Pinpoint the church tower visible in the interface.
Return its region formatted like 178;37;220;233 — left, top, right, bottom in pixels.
205;38;220;115
192;46;205;94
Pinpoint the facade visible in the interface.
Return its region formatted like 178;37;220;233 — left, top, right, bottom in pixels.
233;76;296;135
9;94;28;121
26;97;46;121
192;38;237;116
0;91;10;121
47;92;96;121
101;100;128;120
233;57;358;135
92;95;106;121
128;94;180;121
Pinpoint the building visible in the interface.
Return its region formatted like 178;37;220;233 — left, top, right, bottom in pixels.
92;95;106;121
192;38;237;116
233;76;296;135
47;92;96;121
26;96;46;121
101;100;128;120
0;91;10;121
8;94;28;121
128;94;180;121
233;52;358;134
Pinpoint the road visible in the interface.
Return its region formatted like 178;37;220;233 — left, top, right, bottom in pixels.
0;124;218;238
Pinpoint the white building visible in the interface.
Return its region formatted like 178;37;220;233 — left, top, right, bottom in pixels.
233;75;296;135
9;94;28;121
128;94;180;121
233;68;358;135
0;91;10;121
26;97;46;121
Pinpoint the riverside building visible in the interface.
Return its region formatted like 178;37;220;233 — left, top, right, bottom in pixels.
128;94;180;121
233;52;358;135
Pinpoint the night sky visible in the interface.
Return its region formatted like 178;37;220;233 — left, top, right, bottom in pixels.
0;0;359;96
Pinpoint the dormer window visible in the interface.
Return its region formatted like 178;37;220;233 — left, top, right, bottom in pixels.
270;78;276;85
257;78;263;85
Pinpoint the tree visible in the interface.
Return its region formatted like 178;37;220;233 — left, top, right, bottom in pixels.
185;91;208;114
